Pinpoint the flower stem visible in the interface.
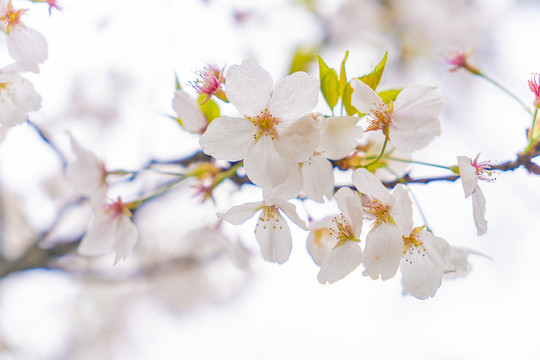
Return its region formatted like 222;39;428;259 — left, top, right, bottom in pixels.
386;157;454;171
477;73;532;115
360;137;388;168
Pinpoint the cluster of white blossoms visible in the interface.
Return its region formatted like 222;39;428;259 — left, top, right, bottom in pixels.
0;0;50;137
67;54;491;299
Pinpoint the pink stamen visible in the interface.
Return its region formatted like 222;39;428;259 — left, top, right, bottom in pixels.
471;154;492;182
190;65;225;103
528;73;540;108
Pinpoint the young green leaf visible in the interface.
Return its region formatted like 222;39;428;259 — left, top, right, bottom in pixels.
339;50;349;97
198;94;220;123
317;55;339;110
359;51;388;91
378;88;403;104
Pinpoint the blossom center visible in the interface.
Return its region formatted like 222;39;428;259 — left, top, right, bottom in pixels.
471;154;493;182
1;2;27;33
105;198;132;219
247;108;279;140
329;213;357;246
190;65;225;103
362;198;391;225
365;101;393;137
402;227;426;263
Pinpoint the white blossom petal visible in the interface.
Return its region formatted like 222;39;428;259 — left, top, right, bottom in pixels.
78;211;116;256
301;155;334;202
350;79;384;113
255;211;292;264
400;250;442;300
268;71;318;121
318;240;363;284
392;85;444;130
112;215;139;265
8;26;48;71
243;135;295;187
334;187;363;238
319;116;362;160
352;168;394;205
277;115;320;162
388;119;440;153
457;156;478;198
362;222;403;280
472;187;488;236
225;61;273;117
262;163;302;201
199;116;255;161
219;201;263;225
390;185;413;236
306;217;334;266
172;90;207;133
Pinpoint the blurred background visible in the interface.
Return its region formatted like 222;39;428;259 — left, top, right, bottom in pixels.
1;0;540;359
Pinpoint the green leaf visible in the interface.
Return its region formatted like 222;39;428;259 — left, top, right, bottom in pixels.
359;51;388;91
198;95;220;123
289;45;320;74
317;55;339;110
339;50;349;97
342;82;359;116
377;88;402;104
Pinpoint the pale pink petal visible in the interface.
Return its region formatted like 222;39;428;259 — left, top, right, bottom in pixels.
199;116;255;161
172;90;207;133
306;217;335;266
301;155;334;202
243;135;295;187
457;156;478;198
319;116;362;160
318;240;363;284
350;79;384;113
392;85;444;130
388;119;440;153
267;198;306;230
400;250;442;300
112;215;138;264
262;163;302;201
472;187;488;236
8;26;48;70
277;115;320;162
268;71;318;121
219;201;263;225
390;185;413;236
444;247;490;279
421;231;453;270
334;187;363;238
255;211;292;264
78;210;116;256
352;168;394;205
225;61;273;117
362;222;403;280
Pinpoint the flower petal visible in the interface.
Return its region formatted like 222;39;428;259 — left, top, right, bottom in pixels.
219;201;263;225
8;26;48;70
318;240;363;284
400;249;442;300
78;210;116;256
392;85;444;130
472;187;488;236
334;187;363;238
301;155;334;203
390;185;413;236
319;116;363;160
267;198;306;230
268;71;318;121
255;210;292;264
225;61;273;117
199;116;255;161
172;90;207;133
112;215;138;265
262;163;302;201
388;119;440;153
350;79;384;114
352;168;393;205
243;135;295;187
306;217;335;266
277;115;320;162
457;156;478;198
362;222;403;281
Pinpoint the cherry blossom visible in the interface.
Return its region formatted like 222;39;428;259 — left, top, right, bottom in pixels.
350;79;444;153
457;155;489;236
172;90;208;133
314;187;364;284
528;73;540;108
352;168;413;280
400;227;453;299
0;69;41;130
199;60;320;187
65;135;108;205
0;0;48;72
78;197;138;265
190;65;226;104
219;197;306;264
